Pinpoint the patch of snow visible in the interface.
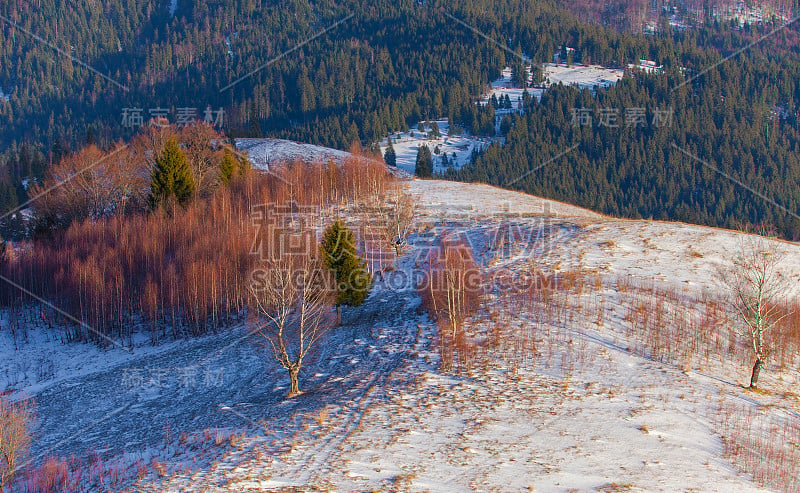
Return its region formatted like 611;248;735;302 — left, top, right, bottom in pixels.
628;59;664;74
407;179;601;219
542;63;625;92
235;138;353;170
379;120;494;174
481;67;543;111
0;323;223;399
224;35;234;60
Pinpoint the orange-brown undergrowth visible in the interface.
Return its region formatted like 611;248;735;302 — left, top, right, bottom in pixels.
1;158;394;344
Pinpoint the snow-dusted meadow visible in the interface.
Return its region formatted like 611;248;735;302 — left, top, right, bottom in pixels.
541;63;624;91
378;121;495;174
480;63;626;113
3;179;800;492
480;67;541;112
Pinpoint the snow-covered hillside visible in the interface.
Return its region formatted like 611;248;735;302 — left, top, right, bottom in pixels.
4;179;800;492
235;138;354;170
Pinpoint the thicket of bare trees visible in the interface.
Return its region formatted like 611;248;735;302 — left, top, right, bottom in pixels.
1;126;397;344
0;396;33;493
29;124;233;237
419;238;482;370
29;144;149;234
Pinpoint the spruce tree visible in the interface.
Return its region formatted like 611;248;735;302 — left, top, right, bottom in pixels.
384;138;397;167
415;145;433;178
429;121;440;139
219;148;237;184
0;181;18;216
237;152;251;175
320;220;372;325
149;137;196;210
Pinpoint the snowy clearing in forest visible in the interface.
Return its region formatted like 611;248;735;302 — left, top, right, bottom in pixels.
378;120;495;174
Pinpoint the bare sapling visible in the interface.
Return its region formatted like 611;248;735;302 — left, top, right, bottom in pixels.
382;186;418;256
420;237;482;370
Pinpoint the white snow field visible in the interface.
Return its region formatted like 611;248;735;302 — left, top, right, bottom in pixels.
379;120;495;174
541;63;625;91
4;178;800;492
480;63;625;112
480;67;542;112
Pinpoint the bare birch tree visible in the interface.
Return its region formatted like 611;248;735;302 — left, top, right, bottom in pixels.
249;254;335;397
718;233;791;388
0;396;33;492
381;187;417;256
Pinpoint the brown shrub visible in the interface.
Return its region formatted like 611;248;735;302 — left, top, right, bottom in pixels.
0;396;34;491
419;237;482;371
716;400;800;493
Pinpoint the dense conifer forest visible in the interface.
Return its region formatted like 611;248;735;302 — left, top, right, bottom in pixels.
452;46;800;239
1;0;800;236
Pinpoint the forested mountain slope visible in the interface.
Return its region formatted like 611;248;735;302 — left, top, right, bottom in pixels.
2;0;800;237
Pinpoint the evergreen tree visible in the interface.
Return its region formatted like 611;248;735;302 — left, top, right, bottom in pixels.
429;121;440;139
85;127;96;146
0;181;18;215
500;115;513;136
219;148;237;184
511;62;527;87
149;137;196;210
320;220;372;325
415;145;433;178
237;152;251;176
384;138;397;167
